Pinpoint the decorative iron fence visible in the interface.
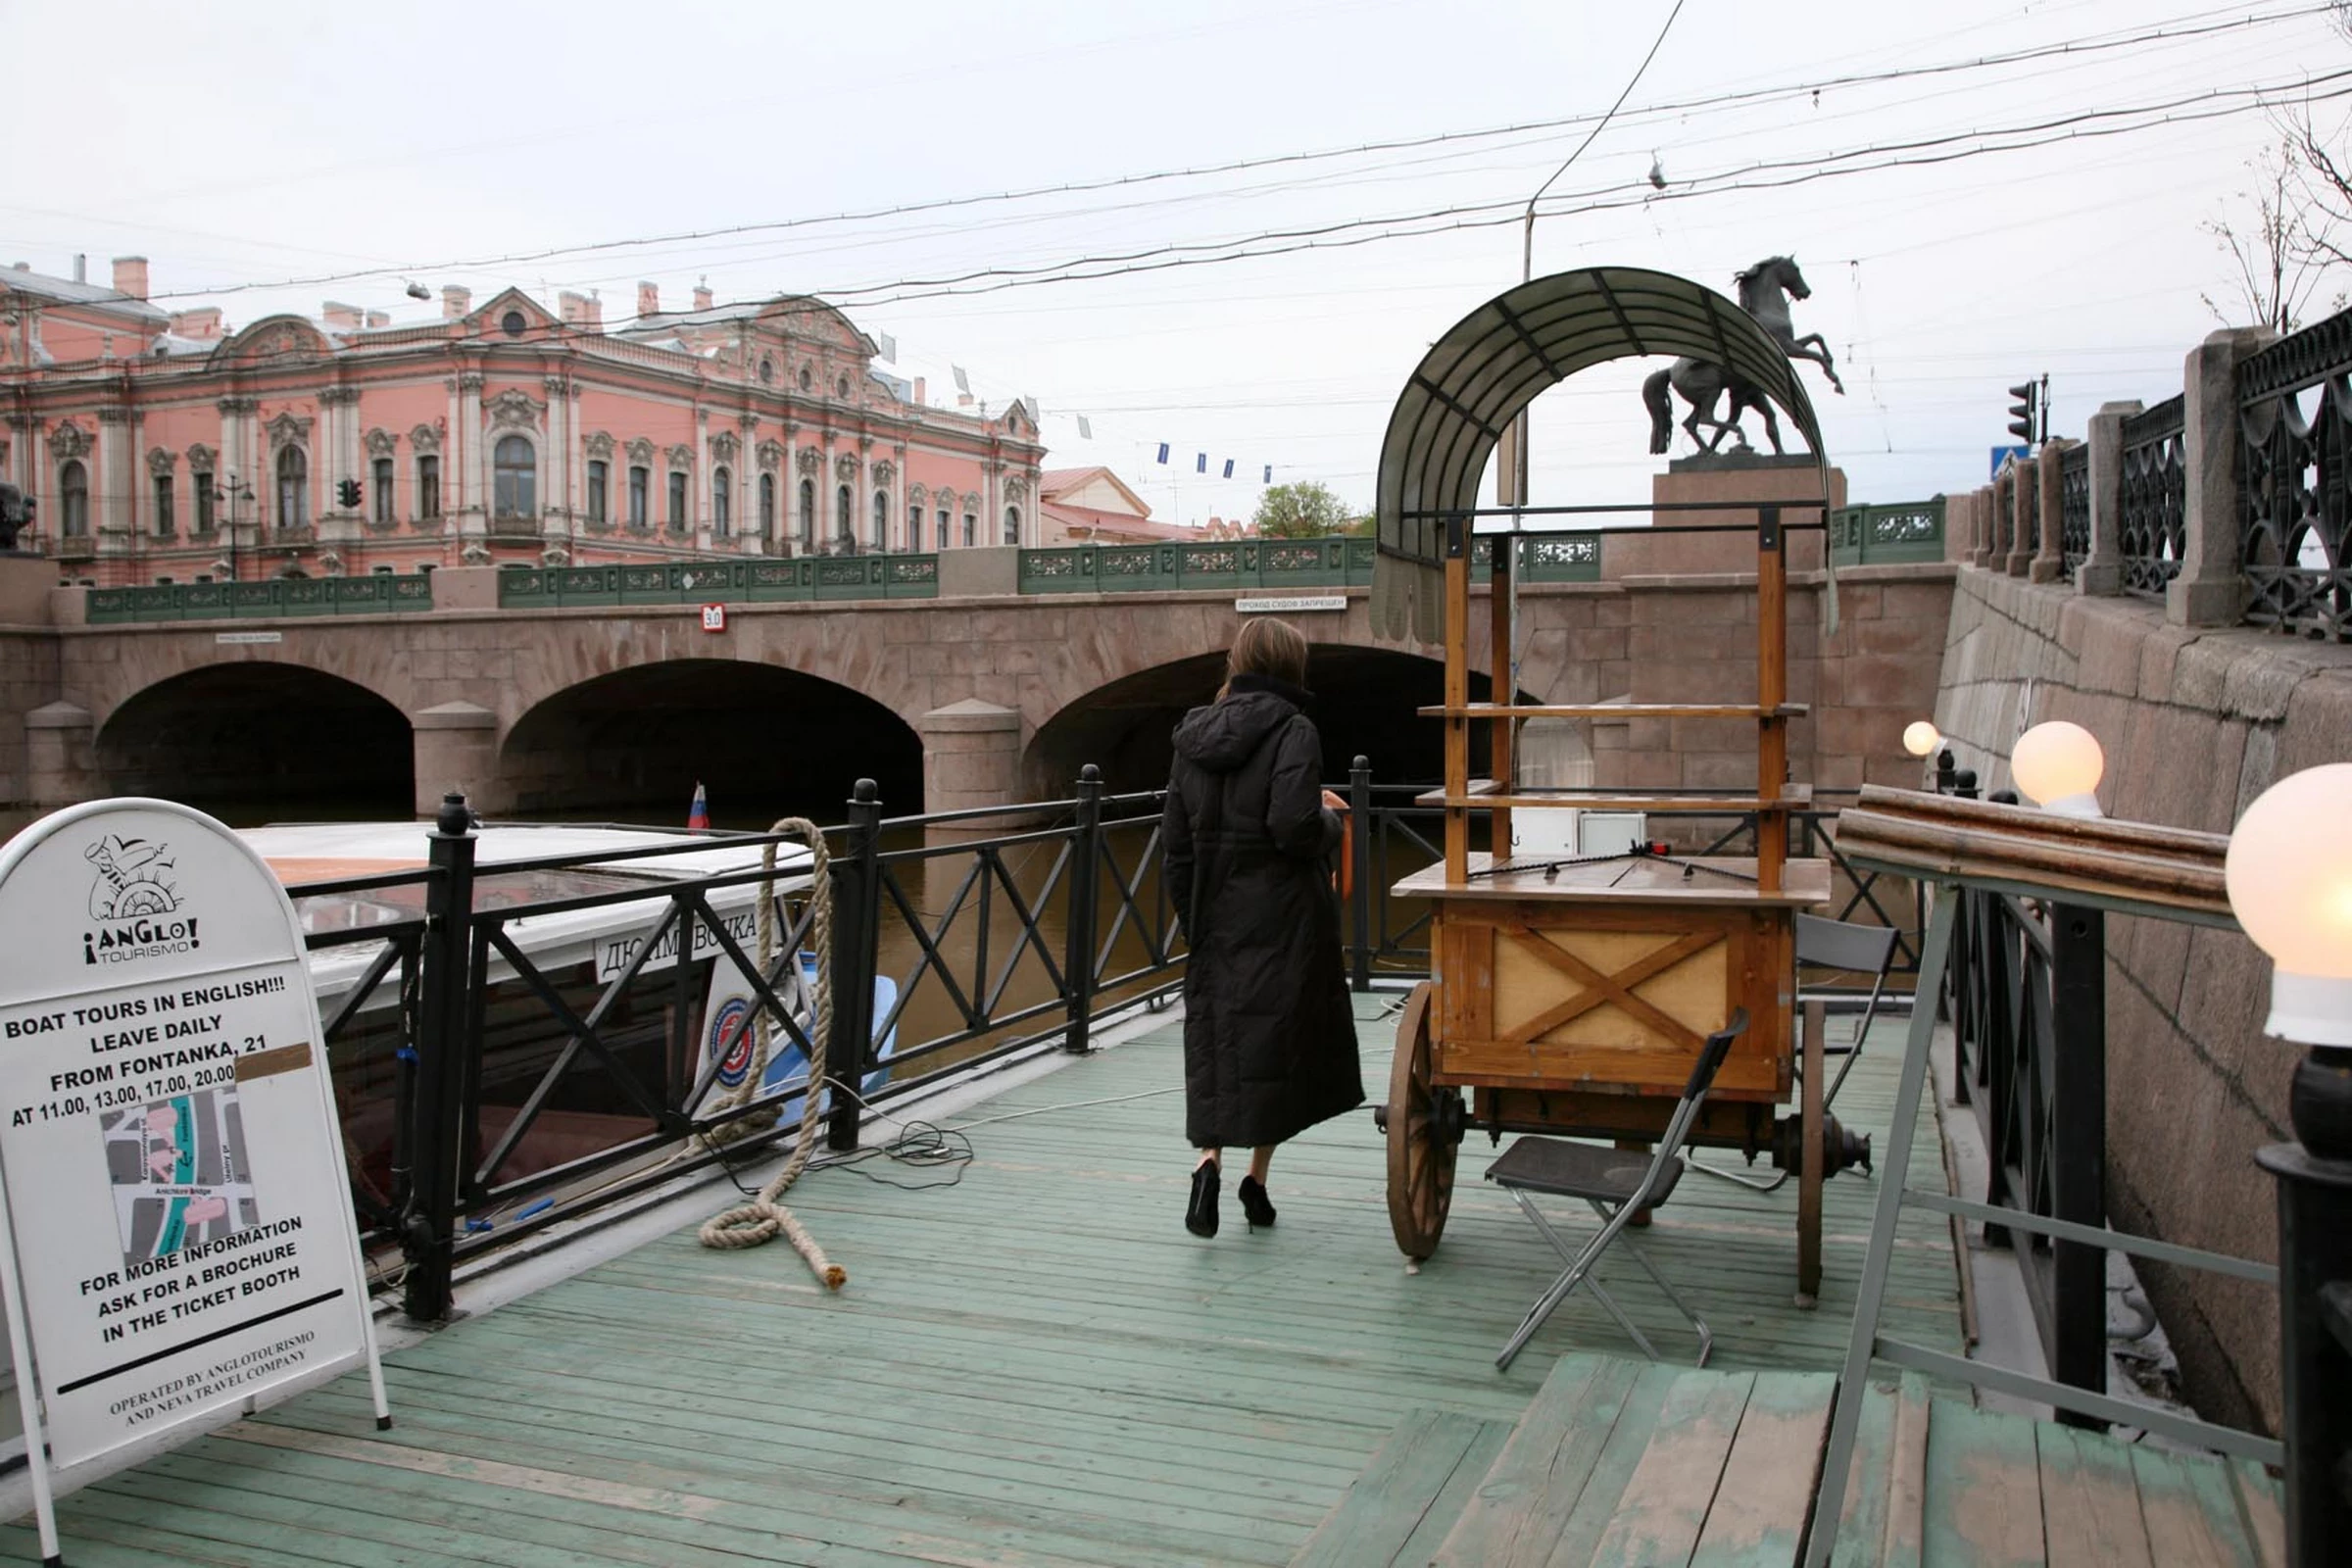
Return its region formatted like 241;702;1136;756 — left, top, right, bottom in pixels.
497;553;941;608
1827;501;1945;567
2058;443;2089;582
85;573;435;624
2119;395;2186;600
2240;306;2352;641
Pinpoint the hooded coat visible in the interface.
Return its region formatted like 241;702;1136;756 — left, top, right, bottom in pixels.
1162;673;1364;1150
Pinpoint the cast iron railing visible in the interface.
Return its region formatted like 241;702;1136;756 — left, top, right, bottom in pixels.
2119;394;2187;599
2059;443;2089;582
1948;888;2109;1404
498;554;940;608
85;573;434;623
2240;305;2352;642
1827;502;1945;567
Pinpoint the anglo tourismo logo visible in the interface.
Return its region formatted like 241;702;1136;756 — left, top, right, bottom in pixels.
81;834;200;966
708;998;756;1088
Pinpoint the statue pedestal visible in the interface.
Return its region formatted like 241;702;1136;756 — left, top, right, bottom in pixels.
0;554;55;626
1605;461;1843;580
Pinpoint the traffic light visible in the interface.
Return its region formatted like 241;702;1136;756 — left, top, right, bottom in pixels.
336;477;363;510
2006;380;2040;448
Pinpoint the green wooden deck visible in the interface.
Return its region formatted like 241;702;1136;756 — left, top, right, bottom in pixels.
0;999;1984;1565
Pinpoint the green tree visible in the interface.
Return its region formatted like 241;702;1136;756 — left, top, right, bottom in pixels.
1252;480;1355;538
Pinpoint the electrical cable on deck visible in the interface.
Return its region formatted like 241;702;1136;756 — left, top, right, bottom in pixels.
697;818;847;1290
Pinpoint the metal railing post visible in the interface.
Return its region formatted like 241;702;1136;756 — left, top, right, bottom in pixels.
2049;902;2109;1426
2258;1142;2352;1565
1063;764;1103;1053
404;792;475;1322
825;779;882;1152
1348;757;1373;991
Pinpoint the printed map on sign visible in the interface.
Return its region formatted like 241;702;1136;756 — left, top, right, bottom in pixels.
101;1090;260;1270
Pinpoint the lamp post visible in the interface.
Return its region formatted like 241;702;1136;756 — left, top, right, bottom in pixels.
2232;763;2352;1564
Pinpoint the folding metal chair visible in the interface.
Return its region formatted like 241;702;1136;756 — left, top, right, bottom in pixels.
1800;912;1902;1110
1690;912;1901;1193
1487;1010;1747;1372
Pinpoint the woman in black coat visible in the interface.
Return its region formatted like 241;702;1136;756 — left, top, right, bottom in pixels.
1161;616;1363;1237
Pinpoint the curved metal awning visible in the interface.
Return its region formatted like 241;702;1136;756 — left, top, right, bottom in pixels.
1372;266;1831;641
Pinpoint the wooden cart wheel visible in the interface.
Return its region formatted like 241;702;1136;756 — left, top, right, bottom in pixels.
1387;981;1459;1260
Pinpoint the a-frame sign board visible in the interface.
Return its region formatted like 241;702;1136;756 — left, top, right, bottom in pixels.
0;799;388;1564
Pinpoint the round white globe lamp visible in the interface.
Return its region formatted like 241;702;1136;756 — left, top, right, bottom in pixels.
1902;720;1941;760
2227;763;2352;1052
2011;721;2104;818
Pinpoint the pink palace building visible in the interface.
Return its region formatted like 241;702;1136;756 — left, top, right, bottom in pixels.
1;256;1048;585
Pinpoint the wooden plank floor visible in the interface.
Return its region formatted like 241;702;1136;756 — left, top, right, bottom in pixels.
1349;1354;2286;1568
0;998;1966;1567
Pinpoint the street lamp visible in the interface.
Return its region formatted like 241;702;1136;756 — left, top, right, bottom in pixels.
2234;763;2352;1565
2228;763;2352;1056
2011;720;2104;818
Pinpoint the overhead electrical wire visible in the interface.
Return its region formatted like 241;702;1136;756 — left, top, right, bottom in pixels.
754;71;2352;311
97;0;2337;307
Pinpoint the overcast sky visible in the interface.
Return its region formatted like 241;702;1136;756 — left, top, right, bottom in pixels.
7;0;2343;525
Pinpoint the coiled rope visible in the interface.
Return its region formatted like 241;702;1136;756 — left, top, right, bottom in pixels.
697;817;847;1290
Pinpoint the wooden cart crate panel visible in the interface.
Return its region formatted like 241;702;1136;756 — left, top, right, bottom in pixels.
1440;1032;1782;1097
1434;908;1790;1099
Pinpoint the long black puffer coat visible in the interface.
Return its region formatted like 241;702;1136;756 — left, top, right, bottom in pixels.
1162;672;1364;1150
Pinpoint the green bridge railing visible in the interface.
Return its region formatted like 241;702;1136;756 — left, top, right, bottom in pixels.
498;555;941;608
77;509;1972;623
1829;501;1945;566
85;574;435;624
1016;533;1600;594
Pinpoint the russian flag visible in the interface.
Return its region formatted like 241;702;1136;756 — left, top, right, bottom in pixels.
688;782;710;831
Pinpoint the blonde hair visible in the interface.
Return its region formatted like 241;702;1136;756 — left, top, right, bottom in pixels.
1217;616;1309;700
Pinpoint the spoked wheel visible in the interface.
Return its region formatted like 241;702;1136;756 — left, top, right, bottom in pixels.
1387;981;1461;1260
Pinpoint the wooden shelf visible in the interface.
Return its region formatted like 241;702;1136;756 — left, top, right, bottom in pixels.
1417;703;1809;720
1394;852;1832;906
1413;783;1815;813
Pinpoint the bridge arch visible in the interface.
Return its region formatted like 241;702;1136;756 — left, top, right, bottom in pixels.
96;662;415;820
501;657;924;822
1024;642;1530;797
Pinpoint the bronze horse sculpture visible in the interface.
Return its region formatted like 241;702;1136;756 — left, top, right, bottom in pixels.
1642;255;1843;456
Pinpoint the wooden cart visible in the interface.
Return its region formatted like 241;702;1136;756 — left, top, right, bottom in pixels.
1369;268;1869;1295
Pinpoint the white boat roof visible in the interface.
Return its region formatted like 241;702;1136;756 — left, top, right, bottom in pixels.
242;822;817;1010
242;820;813;885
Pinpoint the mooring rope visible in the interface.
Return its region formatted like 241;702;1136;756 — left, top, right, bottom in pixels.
696;817;847;1290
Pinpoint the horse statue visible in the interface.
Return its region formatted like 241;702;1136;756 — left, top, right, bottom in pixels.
1642;255;1844;457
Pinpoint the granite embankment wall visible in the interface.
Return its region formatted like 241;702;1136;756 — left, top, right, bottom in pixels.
1934;564;2352;1435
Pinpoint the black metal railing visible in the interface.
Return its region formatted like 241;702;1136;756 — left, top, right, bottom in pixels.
290;764;1927;1323
2059;442;2089;582
2120;394;2187;600
1948;888;2109;1409
2240;305;2352;642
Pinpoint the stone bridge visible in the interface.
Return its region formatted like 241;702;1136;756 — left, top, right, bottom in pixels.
0;514;1957;822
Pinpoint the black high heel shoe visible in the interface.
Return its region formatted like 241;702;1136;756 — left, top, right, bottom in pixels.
1186;1161;1219;1238
1238;1175;1276;1231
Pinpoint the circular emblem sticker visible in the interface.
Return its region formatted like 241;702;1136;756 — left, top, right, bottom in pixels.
708;997;756;1088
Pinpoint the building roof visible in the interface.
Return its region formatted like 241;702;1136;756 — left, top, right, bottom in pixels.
0;262;168;323
1039;466;1152;518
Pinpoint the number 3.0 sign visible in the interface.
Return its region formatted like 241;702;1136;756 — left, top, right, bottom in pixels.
0;799;388;1563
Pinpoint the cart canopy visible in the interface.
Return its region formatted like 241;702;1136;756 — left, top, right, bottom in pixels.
1372;267;1829;641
